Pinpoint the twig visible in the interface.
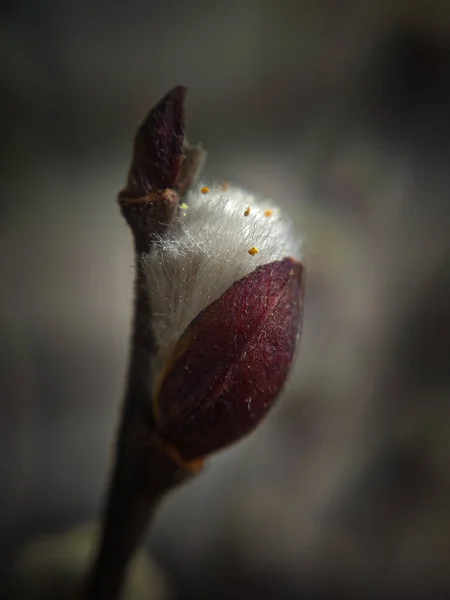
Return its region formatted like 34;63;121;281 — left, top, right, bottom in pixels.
85;85;304;599
85;86;205;600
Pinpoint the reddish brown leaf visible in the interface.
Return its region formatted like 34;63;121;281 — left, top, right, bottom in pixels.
155;257;304;460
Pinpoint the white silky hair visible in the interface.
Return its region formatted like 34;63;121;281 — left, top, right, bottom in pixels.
142;183;302;376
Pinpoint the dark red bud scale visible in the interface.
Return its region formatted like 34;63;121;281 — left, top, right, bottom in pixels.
154;257;304;460
127;86;186;197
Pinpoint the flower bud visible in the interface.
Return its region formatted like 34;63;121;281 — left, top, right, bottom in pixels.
144;182;304;460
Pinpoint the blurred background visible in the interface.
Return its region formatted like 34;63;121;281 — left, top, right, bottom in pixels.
1;1;450;598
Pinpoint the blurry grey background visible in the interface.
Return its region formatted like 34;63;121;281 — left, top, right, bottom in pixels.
1;1;450;598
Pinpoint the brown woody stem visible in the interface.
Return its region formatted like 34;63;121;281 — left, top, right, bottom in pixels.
85;87;205;600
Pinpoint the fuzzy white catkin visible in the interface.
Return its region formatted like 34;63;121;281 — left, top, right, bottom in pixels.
142;183;302;378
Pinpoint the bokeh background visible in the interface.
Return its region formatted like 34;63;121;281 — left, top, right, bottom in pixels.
1;1;450;598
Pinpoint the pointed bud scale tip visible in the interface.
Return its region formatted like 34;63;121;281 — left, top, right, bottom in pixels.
154;257;304;460
127;85;186;196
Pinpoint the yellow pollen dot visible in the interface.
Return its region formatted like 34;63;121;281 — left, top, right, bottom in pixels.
248;246;259;256
180;202;189;209
264;209;273;217
244;206;251;217
201;186;210;194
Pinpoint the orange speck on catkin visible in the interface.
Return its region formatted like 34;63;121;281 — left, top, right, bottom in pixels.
201;186;210;194
248;246;259;256
244;207;251;217
264;209;273;217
